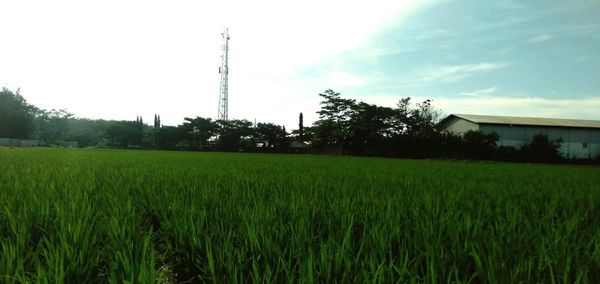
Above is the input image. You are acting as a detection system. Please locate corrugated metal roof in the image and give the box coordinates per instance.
[451,114,600,129]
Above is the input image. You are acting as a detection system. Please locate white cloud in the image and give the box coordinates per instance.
[327,72,368,88]
[416,62,509,83]
[459,86,499,97]
[335,94,600,122]
[434,96,600,120]
[529,33,554,43]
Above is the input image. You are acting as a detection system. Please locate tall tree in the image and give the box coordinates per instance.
[154,114,161,129]
[313,89,356,152]
[34,109,74,143]
[216,119,253,151]
[316,89,355,123]
[254,122,287,150]
[103,119,144,147]
[66,118,111,147]
[0,88,36,139]
[298,112,304,141]
[152,114,161,147]
[346,102,396,154]
[407,99,442,138]
[155,125,186,149]
[181,117,218,150]
[391,97,412,135]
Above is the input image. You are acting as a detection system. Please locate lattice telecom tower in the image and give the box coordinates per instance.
[217,27,230,121]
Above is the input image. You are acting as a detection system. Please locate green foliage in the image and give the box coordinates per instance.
[462,130,500,159]
[406,99,441,138]
[155,125,186,150]
[0,88,36,139]
[298,112,304,141]
[64,118,111,147]
[316,89,356,124]
[346,102,396,154]
[1,149,600,282]
[520,133,564,162]
[181,117,218,150]
[313,89,356,150]
[312,90,443,156]
[103,120,144,148]
[215,119,254,151]
[153,114,161,129]
[254,122,287,150]
[33,108,74,144]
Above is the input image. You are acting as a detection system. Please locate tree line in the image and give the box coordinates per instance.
[310,89,566,163]
[0,87,571,162]
[0,87,289,152]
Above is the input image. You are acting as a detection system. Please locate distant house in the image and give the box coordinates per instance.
[256,141,271,148]
[437,114,600,159]
[289,140,311,153]
[290,140,311,148]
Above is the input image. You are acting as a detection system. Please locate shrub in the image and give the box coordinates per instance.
[519,133,563,163]
[462,130,500,160]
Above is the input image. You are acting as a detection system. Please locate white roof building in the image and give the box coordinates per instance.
[437,114,600,159]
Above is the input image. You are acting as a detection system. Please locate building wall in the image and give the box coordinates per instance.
[591,131,600,159]
[0,138,40,147]
[439,117,479,135]
[479,124,600,159]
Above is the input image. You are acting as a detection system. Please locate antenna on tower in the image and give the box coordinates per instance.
[218,27,230,121]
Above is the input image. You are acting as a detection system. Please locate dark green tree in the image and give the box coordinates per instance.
[154,114,161,129]
[216,119,253,151]
[103,120,144,148]
[181,117,218,150]
[406,99,441,138]
[0,88,36,138]
[155,125,186,149]
[313,89,356,152]
[391,97,412,135]
[34,109,74,144]
[316,89,356,123]
[254,122,287,150]
[520,133,563,162]
[346,102,396,155]
[462,130,500,159]
[299,112,304,141]
[65,118,112,147]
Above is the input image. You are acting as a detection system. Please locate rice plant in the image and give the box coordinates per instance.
[0,147,599,282]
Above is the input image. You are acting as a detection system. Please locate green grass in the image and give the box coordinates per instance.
[1,147,599,283]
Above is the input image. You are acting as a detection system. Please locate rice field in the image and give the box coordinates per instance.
[1,147,599,283]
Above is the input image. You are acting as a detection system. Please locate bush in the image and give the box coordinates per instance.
[462,130,500,160]
[519,133,563,163]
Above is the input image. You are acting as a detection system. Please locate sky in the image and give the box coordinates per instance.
[1,0,599,129]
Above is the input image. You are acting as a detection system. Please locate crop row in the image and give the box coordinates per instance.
[0,148,599,282]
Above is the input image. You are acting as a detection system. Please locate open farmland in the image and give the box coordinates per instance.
[1,148,599,282]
